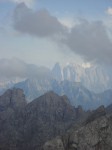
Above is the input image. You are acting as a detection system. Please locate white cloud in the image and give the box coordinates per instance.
[106,7,112,15]
[62,20,112,65]
[0,0,35,7]
[12,3,112,65]
[82,63,91,68]
[58,17,76,28]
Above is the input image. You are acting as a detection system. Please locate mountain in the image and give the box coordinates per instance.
[0,88,27,150]
[52,63,112,93]
[0,78,25,95]
[1,59,112,109]
[15,79,112,109]
[0,88,26,111]
[54,80,112,110]
[52,63,63,81]
[14,78,53,101]
[1,58,112,94]
[0,88,88,150]
[0,58,51,95]
[43,105,112,150]
[1,88,112,150]
[22,91,76,150]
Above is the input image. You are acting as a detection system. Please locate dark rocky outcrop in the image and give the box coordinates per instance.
[1,88,112,150]
[84,105,106,125]
[43,105,112,150]
[0,89,88,150]
[21,91,76,150]
[0,88,27,150]
[0,88,26,110]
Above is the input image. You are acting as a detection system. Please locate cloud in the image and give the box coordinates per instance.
[13,3,66,37]
[13,3,112,65]
[106,7,112,15]
[0,0,34,7]
[0,58,51,79]
[63,19,112,65]
[0,58,27,78]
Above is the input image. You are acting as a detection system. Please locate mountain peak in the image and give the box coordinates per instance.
[0,88,26,110]
[42,92,71,106]
[85,105,106,124]
[52,63,63,81]
[34,91,69,105]
[28,91,75,123]
[44,90,57,96]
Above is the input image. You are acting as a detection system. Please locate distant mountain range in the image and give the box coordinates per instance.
[52,62,112,92]
[14,79,112,109]
[0,58,112,109]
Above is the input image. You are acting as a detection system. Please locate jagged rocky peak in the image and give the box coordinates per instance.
[43,105,112,150]
[85,105,106,124]
[0,89,90,150]
[52,62,63,81]
[106,104,112,114]
[51,62,112,93]
[20,91,78,150]
[33,91,70,106]
[61,95,71,104]
[94,105,106,114]
[76,105,84,115]
[28,91,76,121]
[44,115,111,150]
[0,88,26,109]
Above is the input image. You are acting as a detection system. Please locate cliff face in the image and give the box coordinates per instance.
[0,88,26,109]
[52,63,112,93]
[0,88,27,150]
[44,106,112,150]
[21,91,76,150]
[0,89,88,150]
[0,88,112,150]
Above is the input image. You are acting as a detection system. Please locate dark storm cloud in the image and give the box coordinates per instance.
[13,3,112,65]
[13,3,66,37]
[63,19,112,64]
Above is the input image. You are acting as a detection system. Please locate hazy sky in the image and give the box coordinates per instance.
[0,0,112,67]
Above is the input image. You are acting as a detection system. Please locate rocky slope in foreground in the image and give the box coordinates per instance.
[1,88,112,150]
[0,88,88,150]
[44,106,112,150]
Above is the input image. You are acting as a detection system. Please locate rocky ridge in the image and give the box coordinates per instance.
[43,106,112,150]
[0,88,88,150]
[15,79,112,109]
